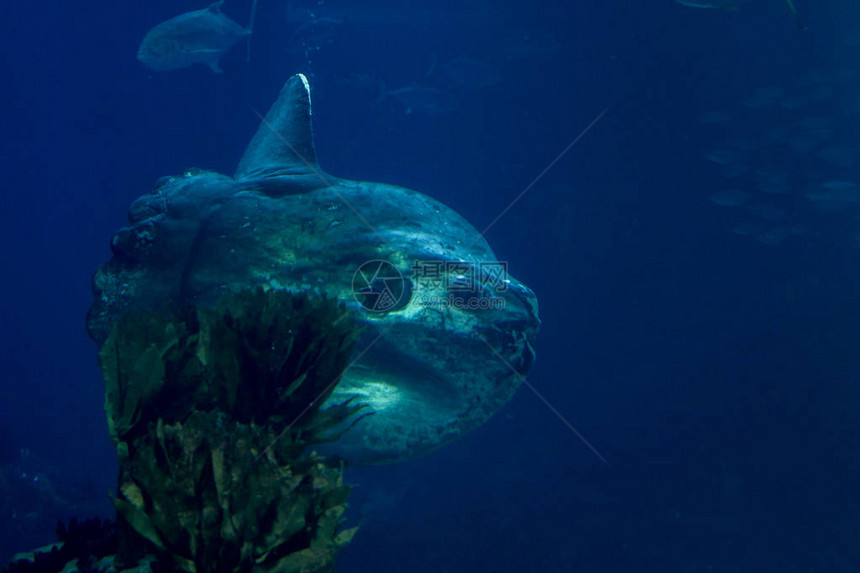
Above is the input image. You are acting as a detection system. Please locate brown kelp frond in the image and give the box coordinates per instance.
[100,288,364,572]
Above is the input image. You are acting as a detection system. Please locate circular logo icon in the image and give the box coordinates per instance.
[352,260,411,312]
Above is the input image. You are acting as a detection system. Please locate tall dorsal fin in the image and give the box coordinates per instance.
[235,74,318,180]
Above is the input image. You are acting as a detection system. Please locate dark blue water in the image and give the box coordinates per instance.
[2,0,859,570]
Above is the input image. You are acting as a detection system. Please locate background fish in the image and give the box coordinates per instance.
[387,85,460,115]
[676,0,805,28]
[137,0,256,73]
[676,0,749,9]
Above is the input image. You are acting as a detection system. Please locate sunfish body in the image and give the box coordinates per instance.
[137,0,254,73]
[87,75,541,465]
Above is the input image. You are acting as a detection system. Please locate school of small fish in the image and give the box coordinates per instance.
[700,68,860,247]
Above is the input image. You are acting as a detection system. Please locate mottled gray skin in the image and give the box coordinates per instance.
[137,0,248,73]
[88,75,540,464]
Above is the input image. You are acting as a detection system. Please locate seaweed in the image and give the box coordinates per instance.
[3,518,116,573]
[98,288,366,572]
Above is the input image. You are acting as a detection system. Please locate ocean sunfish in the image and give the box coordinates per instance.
[137,0,257,73]
[88,74,540,465]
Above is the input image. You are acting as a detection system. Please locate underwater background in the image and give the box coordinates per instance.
[1,0,860,571]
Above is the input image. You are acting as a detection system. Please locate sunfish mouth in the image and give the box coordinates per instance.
[324,258,539,463]
[87,74,540,464]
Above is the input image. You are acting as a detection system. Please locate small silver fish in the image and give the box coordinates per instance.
[388,86,460,116]
[675,0,748,10]
[137,0,256,73]
[676,0,806,28]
